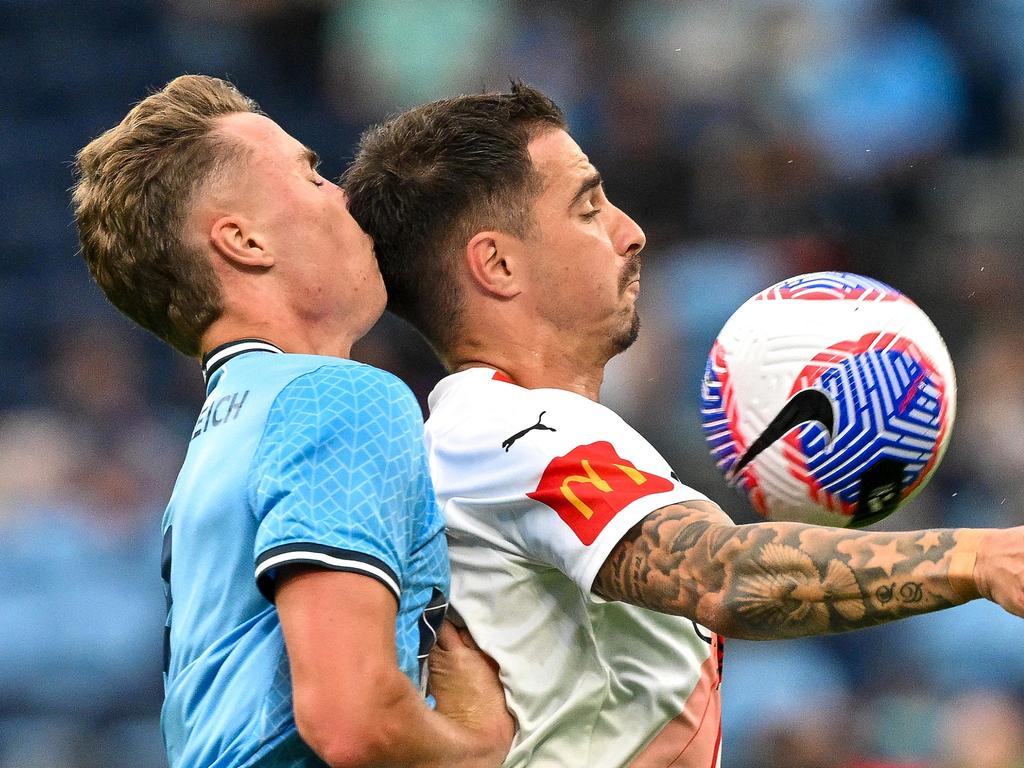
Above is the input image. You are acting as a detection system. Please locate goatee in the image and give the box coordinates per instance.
[611,310,641,355]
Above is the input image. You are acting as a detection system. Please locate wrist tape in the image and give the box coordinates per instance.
[948,529,986,601]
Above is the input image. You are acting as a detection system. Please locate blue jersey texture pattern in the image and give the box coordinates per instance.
[161,349,448,768]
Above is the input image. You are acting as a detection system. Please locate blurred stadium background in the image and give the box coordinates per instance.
[3,1,1024,766]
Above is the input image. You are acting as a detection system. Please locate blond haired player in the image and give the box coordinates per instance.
[72,75,512,768]
[344,83,1024,767]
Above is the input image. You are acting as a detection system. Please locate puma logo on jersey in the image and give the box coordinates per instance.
[502,411,557,451]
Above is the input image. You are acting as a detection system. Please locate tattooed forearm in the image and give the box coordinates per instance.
[594,500,971,640]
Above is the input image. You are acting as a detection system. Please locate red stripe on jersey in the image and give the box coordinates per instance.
[628,633,723,767]
[491,370,516,384]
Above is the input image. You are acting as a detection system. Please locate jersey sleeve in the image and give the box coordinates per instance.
[249,365,425,603]
[430,385,709,598]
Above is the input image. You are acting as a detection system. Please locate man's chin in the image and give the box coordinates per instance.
[610,311,641,356]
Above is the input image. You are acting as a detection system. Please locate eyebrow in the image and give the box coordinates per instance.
[568,172,602,209]
[300,146,320,169]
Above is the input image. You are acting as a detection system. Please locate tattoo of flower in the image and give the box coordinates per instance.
[734,543,866,630]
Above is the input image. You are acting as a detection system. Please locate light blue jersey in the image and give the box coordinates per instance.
[161,339,448,768]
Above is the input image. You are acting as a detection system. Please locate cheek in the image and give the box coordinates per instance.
[329,215,371,266]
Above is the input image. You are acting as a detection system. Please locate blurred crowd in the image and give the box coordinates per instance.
[3,1,1024,766]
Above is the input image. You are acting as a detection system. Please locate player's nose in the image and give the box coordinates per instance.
[616,206,645,259]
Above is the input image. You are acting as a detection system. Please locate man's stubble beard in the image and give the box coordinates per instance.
[610,308,640,357]
[611,252,642,356]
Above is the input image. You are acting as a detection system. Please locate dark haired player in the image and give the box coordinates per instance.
[344,83,1024,767]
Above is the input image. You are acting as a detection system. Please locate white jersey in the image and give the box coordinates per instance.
[426,368,723,768]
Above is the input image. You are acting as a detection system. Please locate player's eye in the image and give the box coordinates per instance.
[308,156,323,187]
[581,207,602,221]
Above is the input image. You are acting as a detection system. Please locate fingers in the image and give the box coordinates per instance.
[456,625,480,650]
[435,619,462,650]
[437,618,484,650]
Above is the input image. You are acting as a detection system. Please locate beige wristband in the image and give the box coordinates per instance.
[948,529,986,601]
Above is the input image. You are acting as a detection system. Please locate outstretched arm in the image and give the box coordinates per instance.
[593,499,1023,640]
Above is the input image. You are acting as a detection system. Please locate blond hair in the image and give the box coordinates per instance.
[72,75,259,356]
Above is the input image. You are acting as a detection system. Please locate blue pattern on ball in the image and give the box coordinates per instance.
[770,271,899,295]
[797,347,944,506]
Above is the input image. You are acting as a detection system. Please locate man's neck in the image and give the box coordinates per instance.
[451,340,607,402]
[201,317,355,360]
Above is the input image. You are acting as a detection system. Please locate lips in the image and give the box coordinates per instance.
[620,253,642,293]
[621,274,641,293]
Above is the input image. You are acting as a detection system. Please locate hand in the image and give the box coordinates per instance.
[975,526,1024,616]
[429,620,515,760]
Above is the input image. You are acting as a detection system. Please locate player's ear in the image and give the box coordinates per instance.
[209,215,275,270]
[465,231,521,299]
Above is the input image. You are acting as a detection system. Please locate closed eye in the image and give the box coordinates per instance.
[300,146,323,186]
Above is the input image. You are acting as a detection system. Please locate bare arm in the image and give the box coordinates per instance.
[594,499,1024,640]
[277,569,512,768]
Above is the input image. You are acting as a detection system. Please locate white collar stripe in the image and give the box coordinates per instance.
[202,340,284,381]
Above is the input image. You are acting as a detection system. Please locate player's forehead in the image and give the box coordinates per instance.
[214,112,307,165]
[528,128,597,192]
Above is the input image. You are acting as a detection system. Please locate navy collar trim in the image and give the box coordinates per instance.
[202,339,284,383]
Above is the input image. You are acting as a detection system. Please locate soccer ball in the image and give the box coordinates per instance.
[700,272,956,528]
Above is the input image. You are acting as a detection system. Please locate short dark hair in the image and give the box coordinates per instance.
[343,82,566,357]
[72,75,259,357]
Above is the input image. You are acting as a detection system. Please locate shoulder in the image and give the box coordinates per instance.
[427,369,628,447]
[262,356,417,411]
[258,355,411,394]
[240,357,421,440]
[250,360,427,484]
[425,371,656,496]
